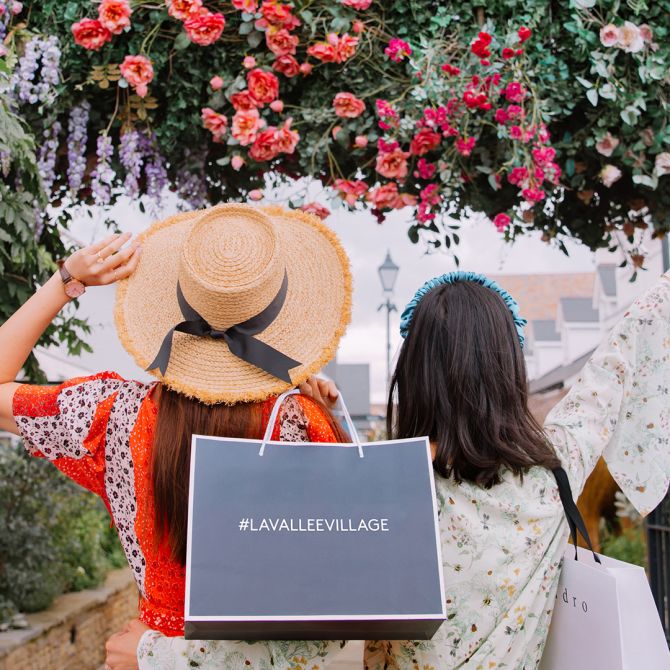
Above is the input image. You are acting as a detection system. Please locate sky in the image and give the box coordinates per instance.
[60,189,597,403]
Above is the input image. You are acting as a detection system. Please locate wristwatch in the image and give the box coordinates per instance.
[56,260,86,299]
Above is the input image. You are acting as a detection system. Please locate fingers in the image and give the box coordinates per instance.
[89,233,122,254]
[100,245,142,285]
[298,376,340,410]
[99,238,140,274]
[93,232,132,262]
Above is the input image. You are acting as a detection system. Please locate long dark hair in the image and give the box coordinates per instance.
[387,280,560,487]
[152,387,349,565]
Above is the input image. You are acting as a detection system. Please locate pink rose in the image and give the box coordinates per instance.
[333,179,368,206]
[341,0,372,8]
[275,118,299,154]
[600,164,622,187]
[11,1,22,15]
[508,166,529,186]
[376,147,409,179]
[232,108,263,145]
[266,28,298,56]
[493,213,511,232]
[352,20,365,34]
[120,54,154,97]
[354,135,368,148]
[307,41,338,63]
[639,24,653,44]
[332,125,343,139]
[231,155,246,171]
[410,129,441,156]
[71,18,112,51]
[504,82,526,103]
[455,137,475,156]
[333,92,365,118]
[184,12,225,46]
[249,189,263,200]
[335,33,358,62]
[367,182,402,210]
[300,203,331,220]
[247,68,279,104]
[270,99,284,112]
[201,107,228,141]
[167,0,202,21]
[243,56,257,69]
[654,152,670,176]
[299,62,313,75]
[272,55,300,77]
[531,146,556,167]
[384,38,412,63]
[522,187,545,204]
[249,128,280,161]
[618,21,643,53]
[209,75,224,91]
[509,125,523,140]
[595,132,619,157]
[599,23,619,48]
[232,0,258,11]
[415,158,436,180]
[98,0,132,35]
[230,90,258,111]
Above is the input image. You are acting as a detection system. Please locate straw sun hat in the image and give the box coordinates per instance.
[114,203,352,404]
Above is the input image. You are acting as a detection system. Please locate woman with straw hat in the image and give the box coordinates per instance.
[0,203,357,668]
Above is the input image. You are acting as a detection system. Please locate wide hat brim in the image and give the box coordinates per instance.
[114,204,352,404]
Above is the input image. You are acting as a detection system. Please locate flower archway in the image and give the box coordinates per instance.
[1,0,669,371]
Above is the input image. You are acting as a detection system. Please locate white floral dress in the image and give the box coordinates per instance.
[137,273,670,670]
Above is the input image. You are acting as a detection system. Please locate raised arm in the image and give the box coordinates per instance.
[544,271,670,514]
[0,232,141,434]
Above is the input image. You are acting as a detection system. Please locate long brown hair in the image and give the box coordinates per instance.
[388,281,560,488]
[152,386,349,565]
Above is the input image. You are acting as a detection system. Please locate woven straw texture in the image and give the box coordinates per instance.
[114,204,352,404]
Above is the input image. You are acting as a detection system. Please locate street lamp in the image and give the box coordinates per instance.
[377,251,399,392]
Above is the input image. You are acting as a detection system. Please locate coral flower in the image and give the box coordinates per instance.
[184,12,225,46]
[247,68,279,103]
[333,92,365,118]
[98,0,132,35]
[120,55,154,97]
[232,108,263,145]
[167,0,202,21]
[71,18,112,51]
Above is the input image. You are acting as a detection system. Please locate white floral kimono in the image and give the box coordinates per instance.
[137,273,670,670]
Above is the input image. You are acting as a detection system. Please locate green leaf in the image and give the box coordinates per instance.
[174,31,191,50]
[575,76,593,89]
[586,88,598,106]
[247,31,263,48]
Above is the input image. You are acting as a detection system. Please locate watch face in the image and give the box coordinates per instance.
[64,281,86,299]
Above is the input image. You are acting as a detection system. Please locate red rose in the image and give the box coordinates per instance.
[98,0,132,35]
[518,26,532,43]
[184,11,225,46]
[266,28,298,56]
[274,119,299,154]
[307,41,337,62]
[333,92,365,118]
[376,148,409,180]
[409,129,441,156]
[168,0,202,21]
[249,128,280,161]
[247,68,279,103]
[71,18,112,51]
[272,55,300,77]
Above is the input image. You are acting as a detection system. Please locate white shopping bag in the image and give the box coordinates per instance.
[540,545,670,670]
[326,640,364,669]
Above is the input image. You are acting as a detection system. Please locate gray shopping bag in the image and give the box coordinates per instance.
[185,393,445,640]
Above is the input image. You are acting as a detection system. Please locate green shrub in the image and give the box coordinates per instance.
[600,525,648,569]
[0,442,126,619]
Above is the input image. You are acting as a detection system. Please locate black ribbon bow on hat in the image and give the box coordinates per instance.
[146,271,301,383]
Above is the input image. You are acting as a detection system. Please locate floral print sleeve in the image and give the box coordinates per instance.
[136,630,359,669]
[544,273,670,514]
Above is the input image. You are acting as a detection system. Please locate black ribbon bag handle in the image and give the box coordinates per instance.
[552,466,602,564]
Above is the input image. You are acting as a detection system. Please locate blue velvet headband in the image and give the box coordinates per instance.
[399,271,527,348]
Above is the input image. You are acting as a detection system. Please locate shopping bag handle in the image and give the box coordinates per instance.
[259,388,364,458]
[552,466,601,564]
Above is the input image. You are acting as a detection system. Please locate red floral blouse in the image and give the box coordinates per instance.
[12,371,340,636]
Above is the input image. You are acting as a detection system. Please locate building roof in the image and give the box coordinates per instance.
[597,264,618,297]
[560,297,599,323]
[489,273,595,321]
[529,347,595,394]
[532,319,561,342]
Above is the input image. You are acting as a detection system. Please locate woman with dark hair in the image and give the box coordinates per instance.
[363,270,670,668]
[0,203,361,669]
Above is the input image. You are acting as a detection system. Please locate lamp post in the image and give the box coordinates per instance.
[377,251,399,393]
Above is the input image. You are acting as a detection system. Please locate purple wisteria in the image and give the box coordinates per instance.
[138,132,168,202]
[176,168,209,209]
[37,120,62,194]
[67,101,90,194]
[12,35,60,105]
[119,130,144,199]
[91,134,115,205]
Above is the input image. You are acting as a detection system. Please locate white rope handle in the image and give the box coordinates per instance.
[258,389,364,458]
